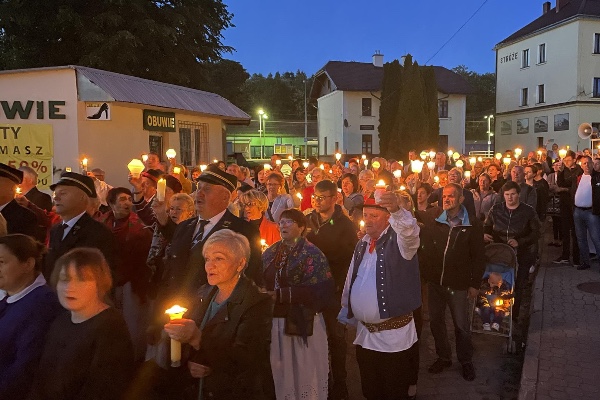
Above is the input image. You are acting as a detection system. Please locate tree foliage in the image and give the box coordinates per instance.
[378,55,439,158]
[451,65,495,118]
[0,0,233,89]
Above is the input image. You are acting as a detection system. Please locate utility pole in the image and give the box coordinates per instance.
[304,79,308,159]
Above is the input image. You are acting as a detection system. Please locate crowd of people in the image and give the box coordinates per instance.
[0,142,597,400]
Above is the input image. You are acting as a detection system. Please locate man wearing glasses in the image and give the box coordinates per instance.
[306,179,358,400]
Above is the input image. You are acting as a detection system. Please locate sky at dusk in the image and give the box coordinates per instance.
[223,0,546,76]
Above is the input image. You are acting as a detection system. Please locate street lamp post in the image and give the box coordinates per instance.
[484,115,494,156]
[263,114,268,159]
[258,109,268,159]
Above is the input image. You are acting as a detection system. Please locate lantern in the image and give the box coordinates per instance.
[127,159,145,178]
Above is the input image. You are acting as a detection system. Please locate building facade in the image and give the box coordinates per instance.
[0,66,249,188]
[310,54,471,158]
[495,0,600,152]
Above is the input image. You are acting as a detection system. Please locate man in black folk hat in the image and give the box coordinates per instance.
[43,172,116,279]
[151,165,263,310]
[0,163,44,241]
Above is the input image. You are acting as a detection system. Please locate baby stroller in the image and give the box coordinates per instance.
[471,243,518,353]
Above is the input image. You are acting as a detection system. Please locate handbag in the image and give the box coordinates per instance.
[284,303,315,337]
[546,193,561,216]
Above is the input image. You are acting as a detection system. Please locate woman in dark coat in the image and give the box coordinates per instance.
[164,229,273,400]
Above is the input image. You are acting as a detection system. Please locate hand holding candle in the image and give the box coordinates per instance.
[156,178,166,202]
[374,179,387,204]
[165,305,188,367]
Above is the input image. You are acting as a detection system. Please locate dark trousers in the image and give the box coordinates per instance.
[552,216,562,240]
[560,206,580,263]
[427,282,473,364]
[514,247,535,319]
[481,306,506,325]
[322,292,347,398]
[355,342,419,400]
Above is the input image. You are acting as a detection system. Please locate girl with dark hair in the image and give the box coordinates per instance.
[0,234,62,399]
[341,173,364,222]
[30,248,134,400]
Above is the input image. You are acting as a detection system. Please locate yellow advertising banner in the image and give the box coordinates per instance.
[0,124,53,189]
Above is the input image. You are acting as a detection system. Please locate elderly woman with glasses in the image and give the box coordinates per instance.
[263,209,334,400]
[163,229,274,400]
[265,173,295,223]
[238,189,281,246]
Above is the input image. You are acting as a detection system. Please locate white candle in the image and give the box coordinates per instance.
[335,153,341,160]
[82,158,88,169]
[374,180,386,204]
[165,305,187,367]
[156,178,166,201]
[173,166,181,175]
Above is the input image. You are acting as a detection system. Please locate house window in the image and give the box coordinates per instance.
[335,141,339,152]
[251,146,261,159]
[521,49,530,68]
[521,88,528,106]
[362,134,372,154]
[594,33,600,54]
[593,78,600,98]
[179,128,192,166]
[438,100,449,118]
[324,136,328,156]
[537,84,545,103]
[538,43,546,63]
[362,98,372,116]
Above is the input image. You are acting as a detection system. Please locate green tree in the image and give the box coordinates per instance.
[0,0,233,89]
[379,55,439,159]
[378,59,402,155]
[451,65,496,136]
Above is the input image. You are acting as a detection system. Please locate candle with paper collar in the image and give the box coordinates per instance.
[393,170,402,179]
[558,148,567,158]
[363,159,369,166]
[213,159,218,164]
[263,164,271,170]
[156,178,166,202]
[275,159,281,166]
[166,148,176,159]
[455,160,464,169]
[335,153,341,161]
[469,157,476,166]
[503,157,511,166]
[411,160,423,174]
[427,161,435,170]
[428,150,436,159]
[464,170,471,179]
[141,154,149,163]
[495,153,502,160]
[374,180,386,204]
[165,305,187,367]
[296,193,303,200]
[361,154,367,160]
[434,176,439,183]
[127,159,145,178]
[173,166,181,175]
[319,164,324,170]
[199,164,207,172]
[302,161,309,169]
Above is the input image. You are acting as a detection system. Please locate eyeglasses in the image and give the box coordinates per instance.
[241,202,257,208]
[278,219,298,226]
[311,194,334,202]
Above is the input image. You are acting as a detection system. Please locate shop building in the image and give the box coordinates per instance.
[0,65,249,188]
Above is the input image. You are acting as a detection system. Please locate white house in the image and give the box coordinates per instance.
[495,0,600,152]
[309,53,472,158]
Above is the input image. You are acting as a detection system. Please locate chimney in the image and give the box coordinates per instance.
[372,51,384,67]
[400,55,407,66]
[556,0,570,13]
[543,1,551,14]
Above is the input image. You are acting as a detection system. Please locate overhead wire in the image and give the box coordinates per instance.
[425,0,492,65]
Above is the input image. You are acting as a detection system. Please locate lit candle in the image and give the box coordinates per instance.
[361,154,367,160]
[537,150,542,157]
[464,170,471,179]
[127,159,145,178]
[15,187,21,195]
[495,299,503,307]
[447,150,454,157]
[434,176,440,183]
[503,157,511,166]
[374,179,386,204]
[213,159,218,164]
[275,159,281,166]
[173,166,181,175]
[452,152,460,161]
[400,185,406,191]
[303,161,309,169]
[420,151,428,160]
[320,164,325,170]
[165,305,188,367]
[141,154,149,163]
[329,169,333,174]
[363,159,369,166]
[288,155,293,161]
[264,163,271,170]
[335,152,341,161]
[81,158,88,169]
[411,160,424,173]
[260,239,268,252]
[495,152,502,160]
[558,148,567,158]
[469,157,476,166]
[429,150,436,159]
[455,160,464,169]
[359,220,365,230]
[296,193,303,200]
[427,161,435,170]
[514,148,522,158]
[166,148,176,159]
[200,164,207,172]
[477,156,483,162]
[375,179,386,189]
[372,161,381,169]
[156,178,166,201]
[393,170,402,179]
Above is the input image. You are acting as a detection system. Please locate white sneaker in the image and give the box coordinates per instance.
[482,323,491,331]
[491,323,500,331]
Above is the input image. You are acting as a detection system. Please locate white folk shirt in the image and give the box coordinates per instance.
[575,174,593,208]
[345,209,420,353]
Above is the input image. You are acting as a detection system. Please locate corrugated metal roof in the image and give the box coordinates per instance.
[71,65,250,123]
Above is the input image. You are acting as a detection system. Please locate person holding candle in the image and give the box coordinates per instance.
[0,235,62,399]
[264,173,294,223]
[338,191,422,399]
[428,168,476,216]
[238,189,281,246]
[487,164,505,193]
[160,229,274,400]
[341,172,364,222]
[264,208,334,400]
[129,168,162,226]
[301,167,324,211]
[471,173,498,221]
[30,248,134,400]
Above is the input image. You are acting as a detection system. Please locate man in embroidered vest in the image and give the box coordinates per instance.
[416,182,485,382]
[338,191,421,400]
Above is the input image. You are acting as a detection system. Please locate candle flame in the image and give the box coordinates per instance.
[165,305,187,315]
[320,164,325,170]
[335,153,341,160]
[276,159,281,165]
[15,187,21,194]
[296,193,303,199]
[377,179,385,186]
[260,239,267,246]
[359,220,365,228]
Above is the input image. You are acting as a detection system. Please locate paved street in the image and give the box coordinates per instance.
[521,254,600,400]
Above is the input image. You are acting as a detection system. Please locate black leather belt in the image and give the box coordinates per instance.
[575,206,592,211]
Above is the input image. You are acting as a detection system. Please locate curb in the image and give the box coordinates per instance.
[518,266,546,400]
